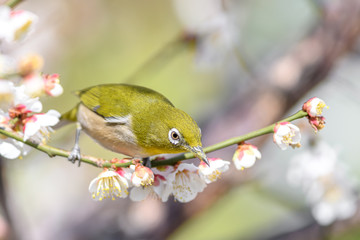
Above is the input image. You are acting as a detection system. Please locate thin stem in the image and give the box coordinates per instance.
[0,110,308,169]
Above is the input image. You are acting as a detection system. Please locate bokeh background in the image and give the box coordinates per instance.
[1,0,360,239]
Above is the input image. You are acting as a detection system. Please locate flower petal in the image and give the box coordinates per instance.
[0,141,21,159]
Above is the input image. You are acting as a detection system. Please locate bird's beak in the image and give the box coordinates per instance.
[190,146,210,167]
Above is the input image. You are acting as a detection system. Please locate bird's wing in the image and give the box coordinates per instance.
[77,84,174,123]
[77,85,130,121]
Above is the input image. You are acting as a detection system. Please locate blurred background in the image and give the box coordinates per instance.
[1,0,360,239]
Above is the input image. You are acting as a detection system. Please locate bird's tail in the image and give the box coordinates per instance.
[54,104,79,129]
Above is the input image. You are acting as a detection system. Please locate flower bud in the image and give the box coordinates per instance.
[303,97,328,117]
[232,144,261,170]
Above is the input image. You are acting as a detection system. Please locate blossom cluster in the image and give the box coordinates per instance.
[0,4,62,159]
[89,142,262,202]
[89,97,328,203]
[89,158,230,203]
[273,97,328,151]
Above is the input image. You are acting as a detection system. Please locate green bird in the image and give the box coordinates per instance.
[62,84,209,167]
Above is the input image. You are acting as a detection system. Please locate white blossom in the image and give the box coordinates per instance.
[232,144,261,170]
[163,163,206,203]
[302,97,328,117]
[89,170,129,201]
[23,109,60,141]
[199,158,229,183]
[0,6,38,43]
[273,122,301,150]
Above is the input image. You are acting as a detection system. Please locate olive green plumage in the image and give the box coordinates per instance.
[63,84,207,163]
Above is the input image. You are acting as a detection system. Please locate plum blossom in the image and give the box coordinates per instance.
[129,165,173,202]
[232,144,261,170]
[302,97,328,117]
[22,109,60,141]
[199,158,230,183]
[131,164,154,187]
[130,174,168,202]
[163,163,206,203]
[11,85,42,114]
[0,111,27,159]
[273,122,301,150]
[308,116,326,132]
[0,5,38,43]
[302,97,328,132]
[89,169,129,201]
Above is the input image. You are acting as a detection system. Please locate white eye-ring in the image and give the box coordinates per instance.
[168,128,181,145]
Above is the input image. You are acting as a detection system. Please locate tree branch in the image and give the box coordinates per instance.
[0,110,308,168]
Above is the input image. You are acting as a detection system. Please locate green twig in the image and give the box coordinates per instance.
[0,110,308,169]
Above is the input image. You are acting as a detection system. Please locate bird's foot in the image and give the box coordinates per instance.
[142,157,151,168]
[68,145,81,167]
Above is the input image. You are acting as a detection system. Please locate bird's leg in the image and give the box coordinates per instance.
[142,157,151,168]
[68,122,82,166]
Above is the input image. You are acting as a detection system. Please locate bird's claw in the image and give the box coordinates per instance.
[68,145,81,167]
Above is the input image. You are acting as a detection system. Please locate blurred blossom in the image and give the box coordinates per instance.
[173,0,236,69]
[0,5,38,44]
[287,141,358,225]
[273,122,301,150]
[43,74,63,97]
[0,138,21,159]
[0,80,14,109]
[232,143,261,170]
[24,73,63,97]
[199,157,230,183]
[0,54,16,76]
[89,169,129,201]
[18,54,44,76]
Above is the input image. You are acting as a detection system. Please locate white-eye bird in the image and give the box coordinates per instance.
[61,84,209,166]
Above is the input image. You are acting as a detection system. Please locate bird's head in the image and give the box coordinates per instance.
[138,106,209,166]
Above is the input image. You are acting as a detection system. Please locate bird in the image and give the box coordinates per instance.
[61,83,209,167]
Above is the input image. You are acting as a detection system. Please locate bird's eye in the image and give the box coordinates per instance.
[169,128,181,145]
